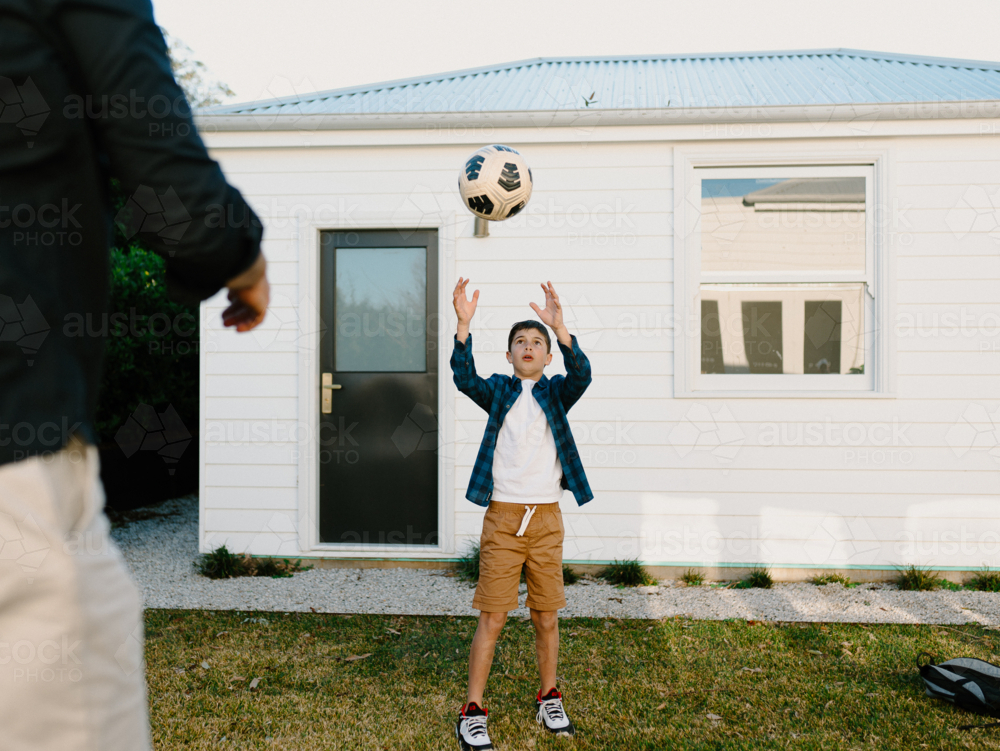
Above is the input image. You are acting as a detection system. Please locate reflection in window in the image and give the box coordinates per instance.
[700,300,725,374]
[741,301,783,374]
[700,284,865,375]
[335,247,426,372]
[804,301,841,374]
[699,174,867,377]
[702,177,866,273]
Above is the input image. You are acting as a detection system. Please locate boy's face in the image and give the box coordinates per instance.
[506,328,552,380]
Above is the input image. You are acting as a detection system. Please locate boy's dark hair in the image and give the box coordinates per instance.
[508,320,551,353]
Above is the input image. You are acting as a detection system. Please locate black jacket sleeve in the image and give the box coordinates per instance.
[45,0,261,304]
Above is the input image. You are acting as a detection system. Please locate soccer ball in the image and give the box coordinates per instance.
[458,144,533,221]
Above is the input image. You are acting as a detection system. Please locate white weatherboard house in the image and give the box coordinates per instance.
[195,49,1000,580]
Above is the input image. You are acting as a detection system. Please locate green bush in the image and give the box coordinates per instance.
[968,567,1000,592]
[895,564,941,591]
[562,564,580,585]
[810,573,855,587]
[195,545,312,579]
[456,542,481,583]
[598,559,656,587]
[94,180,200,443]
[681,568,705,586]
[734,566,773,589]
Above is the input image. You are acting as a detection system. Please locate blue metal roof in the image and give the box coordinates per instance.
[206,49,1000,117]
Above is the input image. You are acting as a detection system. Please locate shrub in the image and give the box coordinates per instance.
[456,542,481,582]
[94,179,199,444]
[734,566,773,589]
[810,573,854,587]
[598,559,656,587]
[196,545,312,579]
[562,565,580,585]
[895,564,941,591]
[681,568,705,586]
[968,567,1000,593]
[95,245,200,443]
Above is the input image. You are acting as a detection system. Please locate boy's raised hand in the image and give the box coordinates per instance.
[453,277,479,324]
[529,281,565,331]
[454,277,479,343]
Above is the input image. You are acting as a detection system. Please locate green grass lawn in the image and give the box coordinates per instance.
[145,610,1000,750]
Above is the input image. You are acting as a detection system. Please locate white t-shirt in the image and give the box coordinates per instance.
[492,379,564,504]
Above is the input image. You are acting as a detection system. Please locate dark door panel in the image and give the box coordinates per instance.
[319,230,438,546]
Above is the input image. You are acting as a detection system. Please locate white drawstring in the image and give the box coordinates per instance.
[515,505,537,537]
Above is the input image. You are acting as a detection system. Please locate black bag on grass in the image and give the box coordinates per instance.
[919,652,1000,729]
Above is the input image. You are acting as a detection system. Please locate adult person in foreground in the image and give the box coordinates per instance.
[0,1,268,748]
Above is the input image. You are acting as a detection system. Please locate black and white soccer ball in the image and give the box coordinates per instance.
[458,144,533,221]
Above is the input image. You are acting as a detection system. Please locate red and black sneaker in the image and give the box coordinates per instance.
[456,702,493,750]
[536,687,575,737]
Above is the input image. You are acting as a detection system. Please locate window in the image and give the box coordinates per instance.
[673,154,892,397]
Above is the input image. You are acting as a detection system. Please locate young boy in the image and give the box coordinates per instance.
[451,278,594,750]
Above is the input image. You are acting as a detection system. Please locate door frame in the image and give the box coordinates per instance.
[295,211,458,557]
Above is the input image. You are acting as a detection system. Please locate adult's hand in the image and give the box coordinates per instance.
[222,253,269,332]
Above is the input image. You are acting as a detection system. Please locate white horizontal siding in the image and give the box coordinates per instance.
[456,491,1000,519]
[201,130,1000,567]
[217,142,673,174]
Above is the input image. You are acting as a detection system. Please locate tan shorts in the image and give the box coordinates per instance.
[473,500,566,613]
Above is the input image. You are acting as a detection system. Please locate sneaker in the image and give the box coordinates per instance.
[536,687,575,737]
[456,702,493,750]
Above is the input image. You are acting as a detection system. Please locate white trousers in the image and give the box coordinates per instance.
[0,435,151,751]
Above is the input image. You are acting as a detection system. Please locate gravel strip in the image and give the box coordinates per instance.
[112,495,1000,624]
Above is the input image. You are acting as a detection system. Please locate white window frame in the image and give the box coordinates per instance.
[672,148,895,398]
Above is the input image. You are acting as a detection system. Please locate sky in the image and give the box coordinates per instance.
[152,0,1000,105]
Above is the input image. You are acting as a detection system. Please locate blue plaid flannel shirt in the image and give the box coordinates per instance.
[450,332,594,507]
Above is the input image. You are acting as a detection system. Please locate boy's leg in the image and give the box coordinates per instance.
[522,503,575,735]
[467,611,507,706]
[529,608,559,695]
[466,502,528,705]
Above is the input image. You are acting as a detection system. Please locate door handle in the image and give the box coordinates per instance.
[321,372,341,414]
